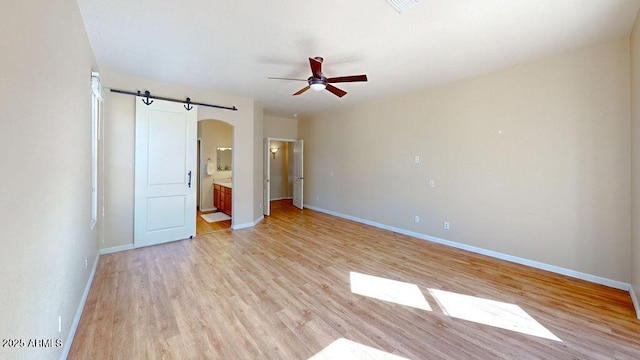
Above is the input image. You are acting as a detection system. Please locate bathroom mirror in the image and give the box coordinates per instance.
[217,147,232,171]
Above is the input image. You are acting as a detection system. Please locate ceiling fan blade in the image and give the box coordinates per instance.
[268,77,308,81]
[327,74,368,83]
[326,84,347,98]
[293,85,310,96]
[309,57,323,78]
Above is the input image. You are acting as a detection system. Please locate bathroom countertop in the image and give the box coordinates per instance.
[214,181,232,189]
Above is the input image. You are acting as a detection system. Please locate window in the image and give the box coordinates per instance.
[90,72,103,228]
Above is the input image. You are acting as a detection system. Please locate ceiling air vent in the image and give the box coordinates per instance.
[386,0,421,14]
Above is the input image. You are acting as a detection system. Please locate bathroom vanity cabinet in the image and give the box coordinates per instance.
[213,183,232,216]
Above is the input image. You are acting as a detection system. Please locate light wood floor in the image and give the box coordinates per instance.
[70,200,640,359]
[196,209,231,235]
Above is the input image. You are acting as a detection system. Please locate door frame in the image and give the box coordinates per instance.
[197,119,234,220]
[292,139,303,210]
[264,137,298,215]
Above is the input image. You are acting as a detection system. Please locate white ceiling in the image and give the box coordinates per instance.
[77,0,640,117]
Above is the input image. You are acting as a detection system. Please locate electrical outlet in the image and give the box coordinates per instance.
[414,156,420,164]
[429,180,435,188]
[414,216,420,223]
[84,258,88,269]
[443,221,450,230]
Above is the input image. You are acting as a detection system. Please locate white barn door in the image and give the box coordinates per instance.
[134,99,197,248]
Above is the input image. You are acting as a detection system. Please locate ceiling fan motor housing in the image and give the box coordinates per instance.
[308,76,327,91]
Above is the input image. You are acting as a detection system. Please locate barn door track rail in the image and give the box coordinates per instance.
[109,89,238,111]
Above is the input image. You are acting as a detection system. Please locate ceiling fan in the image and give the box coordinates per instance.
[269,57,368,98]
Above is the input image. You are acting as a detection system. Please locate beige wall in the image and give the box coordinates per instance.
[199,121,233,211]
[254,104,265,219]
[101,71,260,248]
[631,14,640,307]
[264,115,298,139]
[101,89,135,250]
[0,0,99,359]
[299,38,631,282]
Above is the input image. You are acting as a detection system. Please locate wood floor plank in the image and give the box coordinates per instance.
[69,200,640,359]
[197,210,231,235]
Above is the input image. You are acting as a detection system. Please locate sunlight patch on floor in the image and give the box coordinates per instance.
[429,288,561,342]
[350,272,432,311]
[308,338,410,360]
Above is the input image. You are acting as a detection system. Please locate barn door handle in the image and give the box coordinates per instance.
[187,171,192,188]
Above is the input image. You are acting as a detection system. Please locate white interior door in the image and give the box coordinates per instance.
[293,139,304,209]
[263,137,271,216]
[135,99,197,248]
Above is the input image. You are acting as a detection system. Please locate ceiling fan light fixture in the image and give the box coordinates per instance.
[310,83,326,91]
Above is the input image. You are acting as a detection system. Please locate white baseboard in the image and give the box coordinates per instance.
[232,215,264,230]
[200,207,217,212]
[100,243,134,255]
[60,252,99,360]
[629,285,640,320]
[304,204,631,291]
[271,197,293,201]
